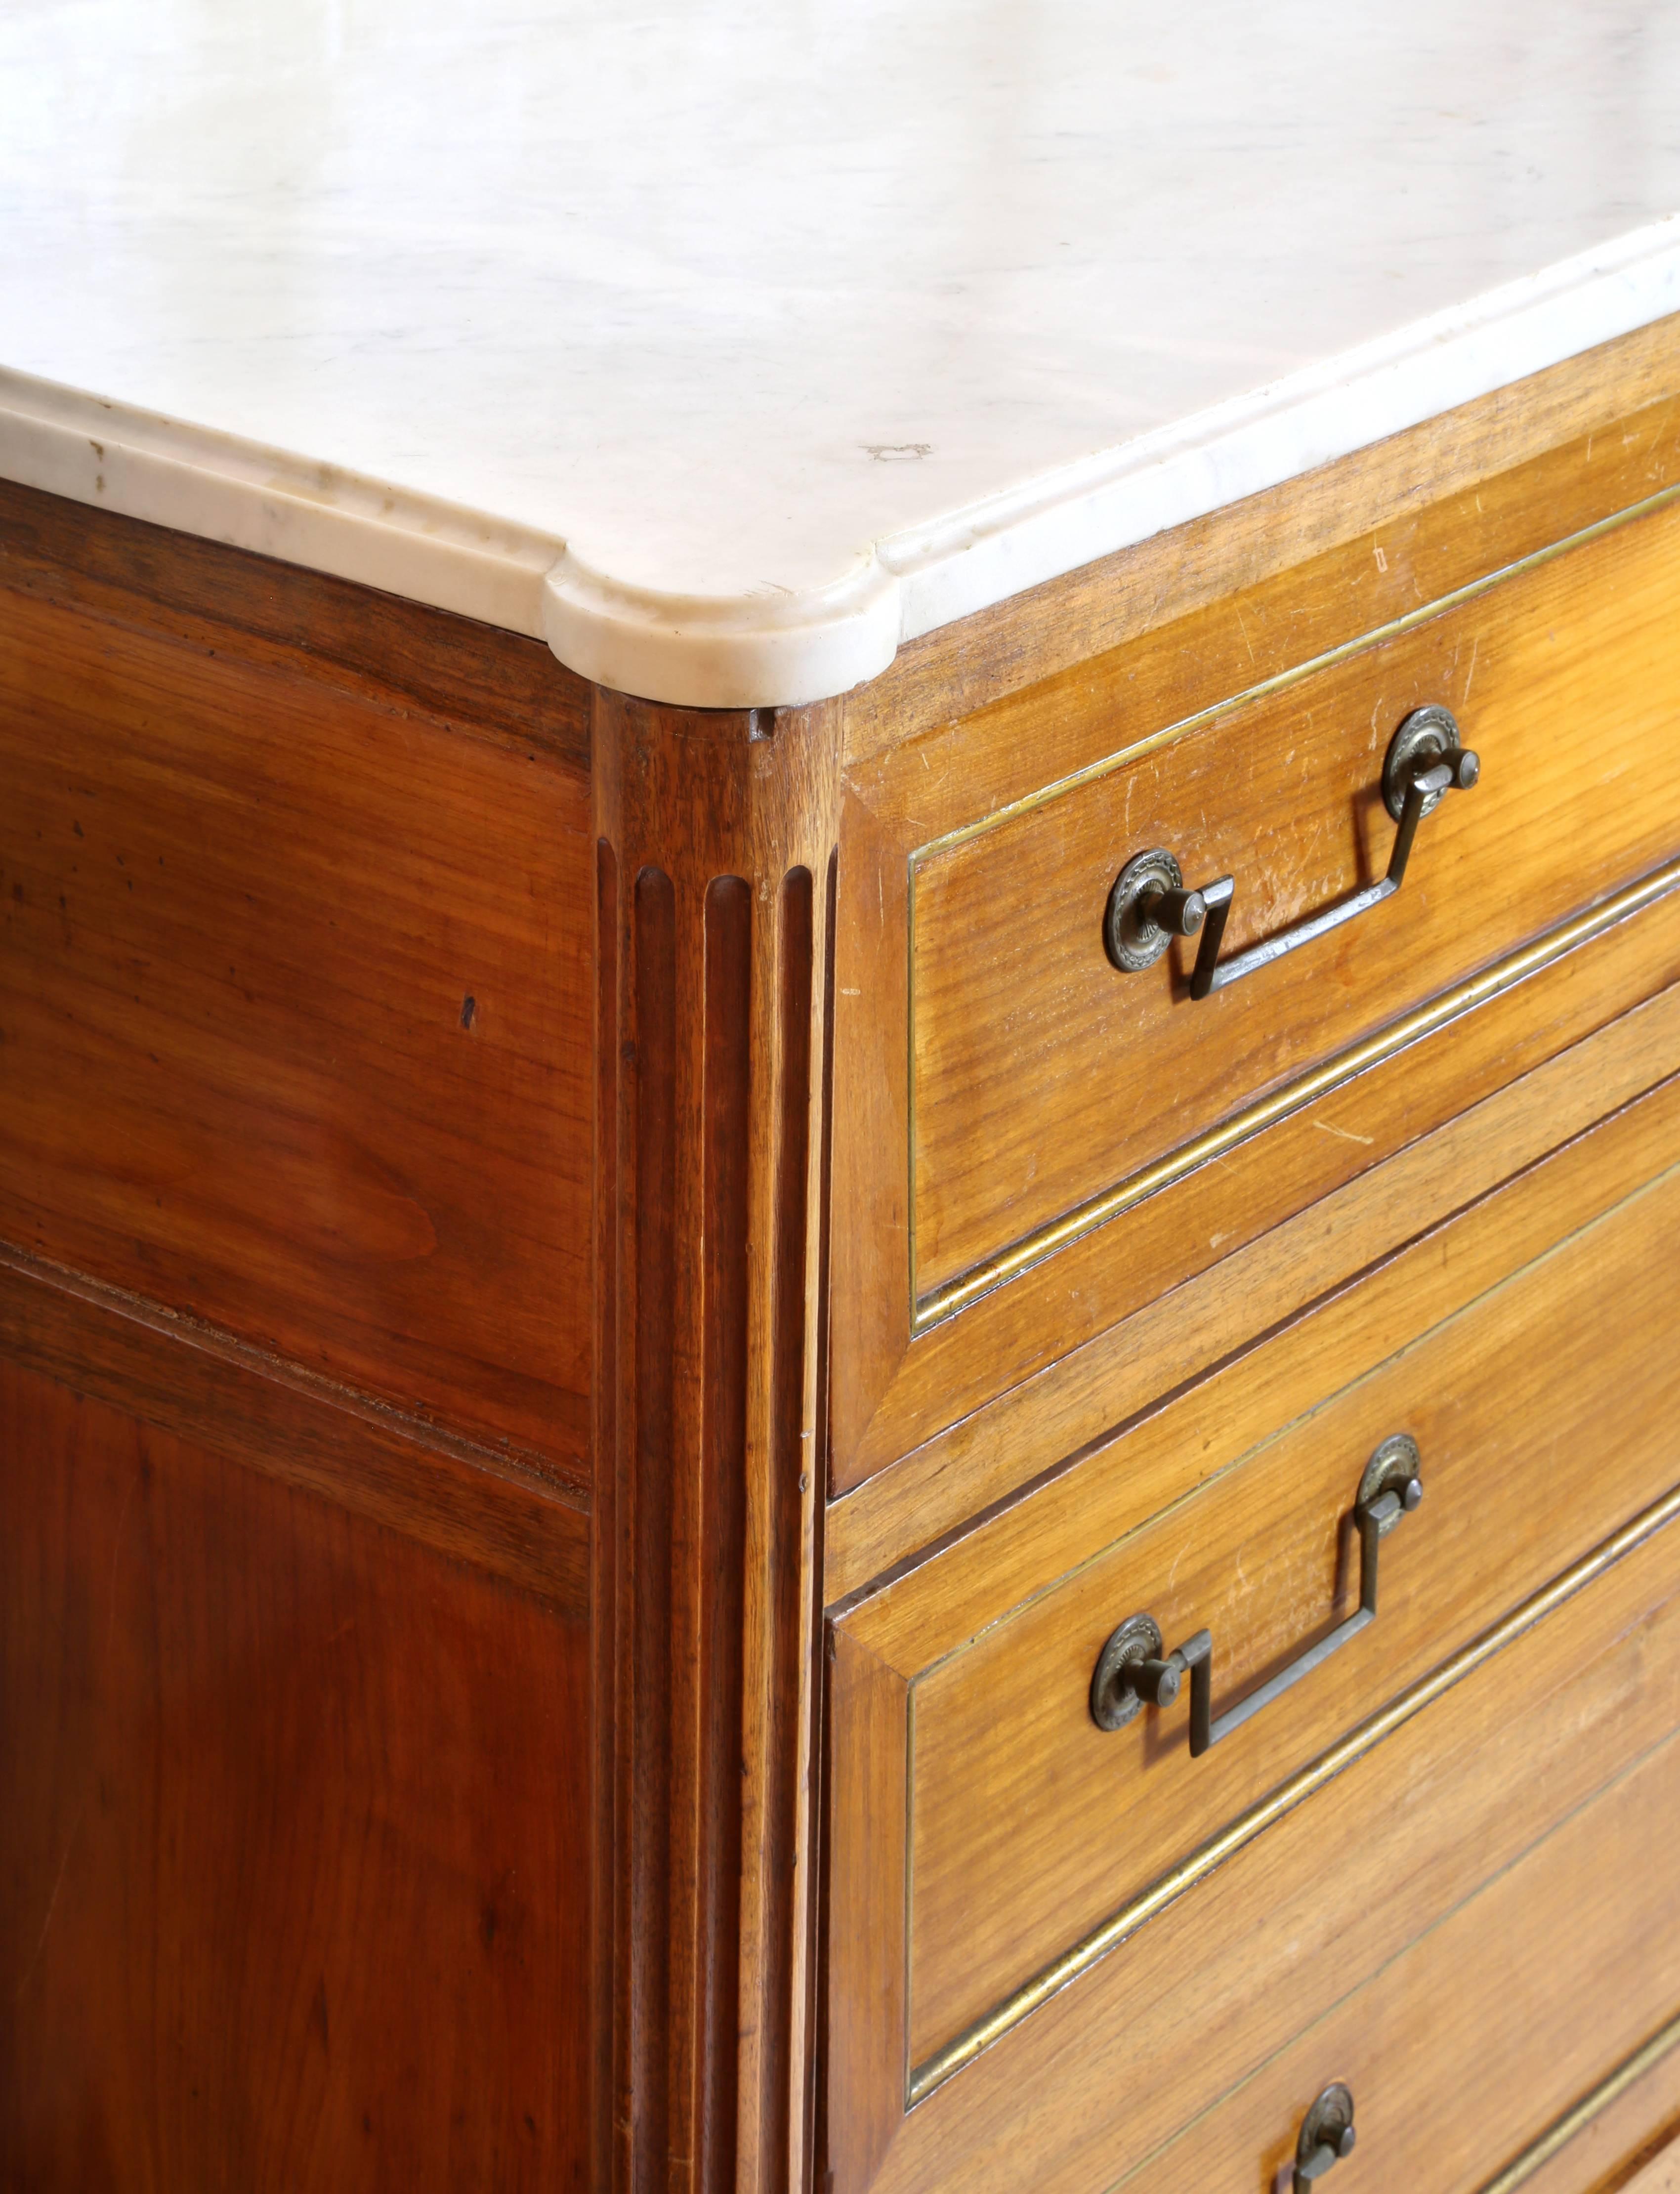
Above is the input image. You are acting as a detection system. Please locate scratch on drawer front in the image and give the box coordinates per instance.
[1312,1119,1376,1146]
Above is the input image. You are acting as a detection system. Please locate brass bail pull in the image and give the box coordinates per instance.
[1104,705,1477,995]
[1089,1436,1423,1753]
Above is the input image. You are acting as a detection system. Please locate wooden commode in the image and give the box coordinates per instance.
[5,12,1680,2191]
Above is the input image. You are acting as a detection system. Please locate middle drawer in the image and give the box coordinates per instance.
[836,1098,1680,2095]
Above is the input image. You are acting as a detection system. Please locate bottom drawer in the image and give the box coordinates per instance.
[1143,1717,1680,2194]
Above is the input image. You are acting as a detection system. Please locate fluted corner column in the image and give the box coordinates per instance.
[591,692,841,2194]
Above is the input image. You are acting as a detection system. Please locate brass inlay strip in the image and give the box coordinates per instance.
[908,481,1680,871]
[1475,2007,1680,2194]
[906,1477,1680,2106]
[911,857,1680,1331]
[905,479,1680,1332]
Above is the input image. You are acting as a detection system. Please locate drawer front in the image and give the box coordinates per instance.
[909,488,1680,1324]
[905,1154,1680,2073]
[1138,1723,1680,2194]
[827,1463,1680,2194]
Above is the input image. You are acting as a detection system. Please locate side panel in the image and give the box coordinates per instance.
[0,1351,591,2194]
[0,487,599,2190]
[0,477,595,1478]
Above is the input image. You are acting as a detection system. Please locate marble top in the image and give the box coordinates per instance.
[3,1,1680,706]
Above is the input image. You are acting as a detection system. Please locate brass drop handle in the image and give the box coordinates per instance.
[1295,2084,1357,2191]
[1105,705,1478,994]
[1090,1436,1422,1751]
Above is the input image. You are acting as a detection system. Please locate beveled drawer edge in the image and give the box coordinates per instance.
[1476,2004,1680,2194]
[906,1476,1680,2106]
[913,854,1680,1330]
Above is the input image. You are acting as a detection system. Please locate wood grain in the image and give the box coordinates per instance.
[0,506,594,1476]
[1617,2136,1680,2194]
[0,1353,590,2193]
[842,1061,1680,1677]
[0,1236,588,1610]
[828,961,1680,1603]
[911,492,1680,1303]
[1133,1727,1680,2194]
[591,692,840,2194]
[0,473,590,772]
[823,1088,1680,2184]
[826,1475,1680,2194]
[822,1632,910,2194]
[0,476,846,2194]
[829,376,1680,1497]
[1492,2037,1680,2194]
[906,1157,1680,2062]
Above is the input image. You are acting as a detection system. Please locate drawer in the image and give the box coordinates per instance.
[824,1098,1680,2189]
[906,1156,1680,2073]
[826,1451,1680,2194]
[1137,1719,1680,2194]
[909,488,1680,1326]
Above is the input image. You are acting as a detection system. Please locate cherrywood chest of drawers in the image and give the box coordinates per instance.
[815,324,1680,2194]
[7,286,1680,2194]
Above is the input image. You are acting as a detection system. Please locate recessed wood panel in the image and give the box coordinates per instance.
[0,518,593,1474]
[0,1352,590,2193]
[910,491,1680,1311]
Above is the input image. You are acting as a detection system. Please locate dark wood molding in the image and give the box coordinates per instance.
[0,1238,588,1610]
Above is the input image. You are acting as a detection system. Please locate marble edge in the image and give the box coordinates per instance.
[887,213,1680,645]
[0,373,563,638]
[3,212,1678,707]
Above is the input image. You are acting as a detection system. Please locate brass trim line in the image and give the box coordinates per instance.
[905,1477,1680,2106]
[911,856,1680,1331]
[908,482,1680,871]
[1474,2006,1680,2194]
[904,478,1680,1330]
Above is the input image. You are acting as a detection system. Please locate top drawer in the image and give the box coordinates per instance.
[909,491,1680,1324]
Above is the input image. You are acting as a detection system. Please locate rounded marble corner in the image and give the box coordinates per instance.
[539,547,903,709]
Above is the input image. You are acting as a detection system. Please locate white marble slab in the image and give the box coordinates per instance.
[3,0,1680,705]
